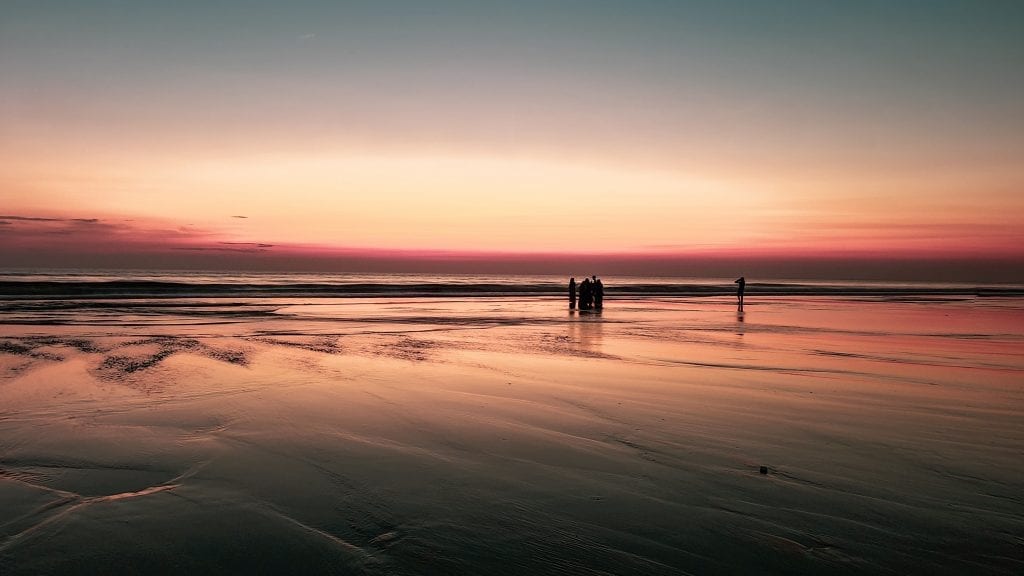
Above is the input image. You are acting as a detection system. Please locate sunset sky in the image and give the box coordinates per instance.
[2,1,1022,279]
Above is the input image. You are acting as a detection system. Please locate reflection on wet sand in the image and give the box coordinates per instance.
[568,313,604,356]
[1,296,1022,575]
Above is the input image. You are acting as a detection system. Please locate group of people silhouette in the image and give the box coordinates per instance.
[568,276,603,311]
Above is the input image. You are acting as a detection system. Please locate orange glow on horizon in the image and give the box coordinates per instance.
[4,152,1022,262]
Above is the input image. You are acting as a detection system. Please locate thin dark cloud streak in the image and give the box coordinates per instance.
[219,241,274,248]
[172,241,277,253]
[0,214,224,252]
[0,215,101,223]
[174,247,267,253]
[0,215,66,222]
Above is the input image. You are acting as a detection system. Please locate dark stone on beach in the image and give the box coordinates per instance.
[759,466,768,475]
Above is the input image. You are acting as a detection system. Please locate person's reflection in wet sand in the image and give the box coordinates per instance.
[569,314,604,355]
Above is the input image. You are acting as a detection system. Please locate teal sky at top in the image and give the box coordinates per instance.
[3,0,1023,172]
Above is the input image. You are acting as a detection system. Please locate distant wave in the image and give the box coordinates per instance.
[1,280,1021,299]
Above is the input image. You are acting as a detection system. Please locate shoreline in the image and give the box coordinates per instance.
[2,281,1022,299]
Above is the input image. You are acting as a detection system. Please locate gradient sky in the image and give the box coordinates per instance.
[2,1,1023,278]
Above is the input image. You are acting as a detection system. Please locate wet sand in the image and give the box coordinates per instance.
[1,296,1022,574]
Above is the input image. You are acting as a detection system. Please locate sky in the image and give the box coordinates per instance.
[2,0,1023,279]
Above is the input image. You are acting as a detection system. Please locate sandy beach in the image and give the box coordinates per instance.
[5,0,1024,572]
[1,295,1022,574]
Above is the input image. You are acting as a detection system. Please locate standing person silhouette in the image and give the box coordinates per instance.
[593,275,604,310]
[734,276,746,310]
[569,277,577,310]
